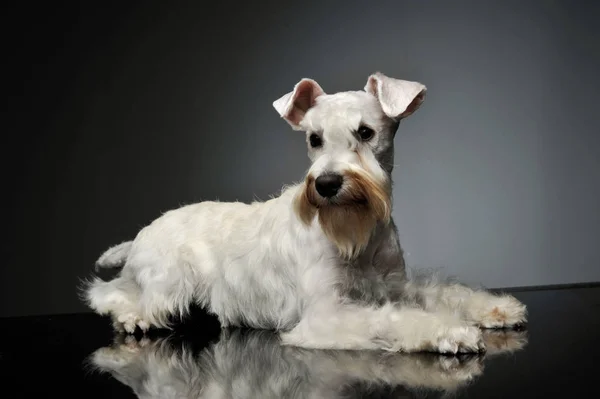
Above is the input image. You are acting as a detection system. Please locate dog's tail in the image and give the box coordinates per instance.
[95,241,133,271]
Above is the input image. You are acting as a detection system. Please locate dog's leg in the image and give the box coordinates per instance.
[374,239,525,328]
[133,251,202,330]
[137,279,197,330]
[82,276,149,333]
[280,300,485,354]
[403,278,527,329]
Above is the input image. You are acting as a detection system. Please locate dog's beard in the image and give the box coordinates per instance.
[294,170,392,260]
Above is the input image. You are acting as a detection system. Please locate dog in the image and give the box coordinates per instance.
[81,72,527,354]
[89,328,527,399]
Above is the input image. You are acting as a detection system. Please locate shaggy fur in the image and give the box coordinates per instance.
[80,72,527,354]
[88,328,528,399]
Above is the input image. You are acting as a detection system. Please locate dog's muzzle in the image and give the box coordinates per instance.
[294,169,392,259]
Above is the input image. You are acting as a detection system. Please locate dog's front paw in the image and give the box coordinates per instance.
[430,325,486,354]
[401,323,486,354]
[467,294,527,329]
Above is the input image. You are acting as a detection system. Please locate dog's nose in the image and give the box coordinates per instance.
[315,174,343,198]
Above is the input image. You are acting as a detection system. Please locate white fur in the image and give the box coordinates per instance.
[88,328,527,399]
[81,72,527,353]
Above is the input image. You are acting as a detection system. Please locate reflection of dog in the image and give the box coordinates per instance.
[90,328,528,398]
[481,329,528,356]
[81,72,527,353]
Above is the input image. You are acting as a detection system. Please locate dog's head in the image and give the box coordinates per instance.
[274,72,426,259]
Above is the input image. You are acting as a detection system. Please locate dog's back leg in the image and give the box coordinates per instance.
[134,252,203,330]
[82,275,148,333]
[83,216,214,332]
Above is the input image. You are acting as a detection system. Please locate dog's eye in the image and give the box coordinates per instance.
[357,126,375,141]
[309,133,322,148]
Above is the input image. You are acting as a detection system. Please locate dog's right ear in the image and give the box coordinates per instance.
[273,79,325,130]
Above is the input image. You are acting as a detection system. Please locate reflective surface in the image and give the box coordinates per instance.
[1,287,598,398]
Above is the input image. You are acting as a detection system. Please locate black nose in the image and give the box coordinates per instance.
[315,174,343,198]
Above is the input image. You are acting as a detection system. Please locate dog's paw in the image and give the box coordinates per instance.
[431,325,486,354]
[113,313,151,334]
[401,323,486,354]
[467,294,527,329]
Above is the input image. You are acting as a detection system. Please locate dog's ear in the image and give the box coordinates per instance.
[365,72,426,120]
[273,78,325,130]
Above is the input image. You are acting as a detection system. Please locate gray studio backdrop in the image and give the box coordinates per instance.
[4,0,599,316]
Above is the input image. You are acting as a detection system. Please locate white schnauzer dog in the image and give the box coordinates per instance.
[82,72,527,354]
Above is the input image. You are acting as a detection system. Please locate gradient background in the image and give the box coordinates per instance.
[3,0,599,317]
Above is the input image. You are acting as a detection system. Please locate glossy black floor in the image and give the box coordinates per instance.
[1,286,598,398]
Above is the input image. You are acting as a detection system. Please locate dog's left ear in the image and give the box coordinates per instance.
[273,78,325,130]
[365,72,426,120]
